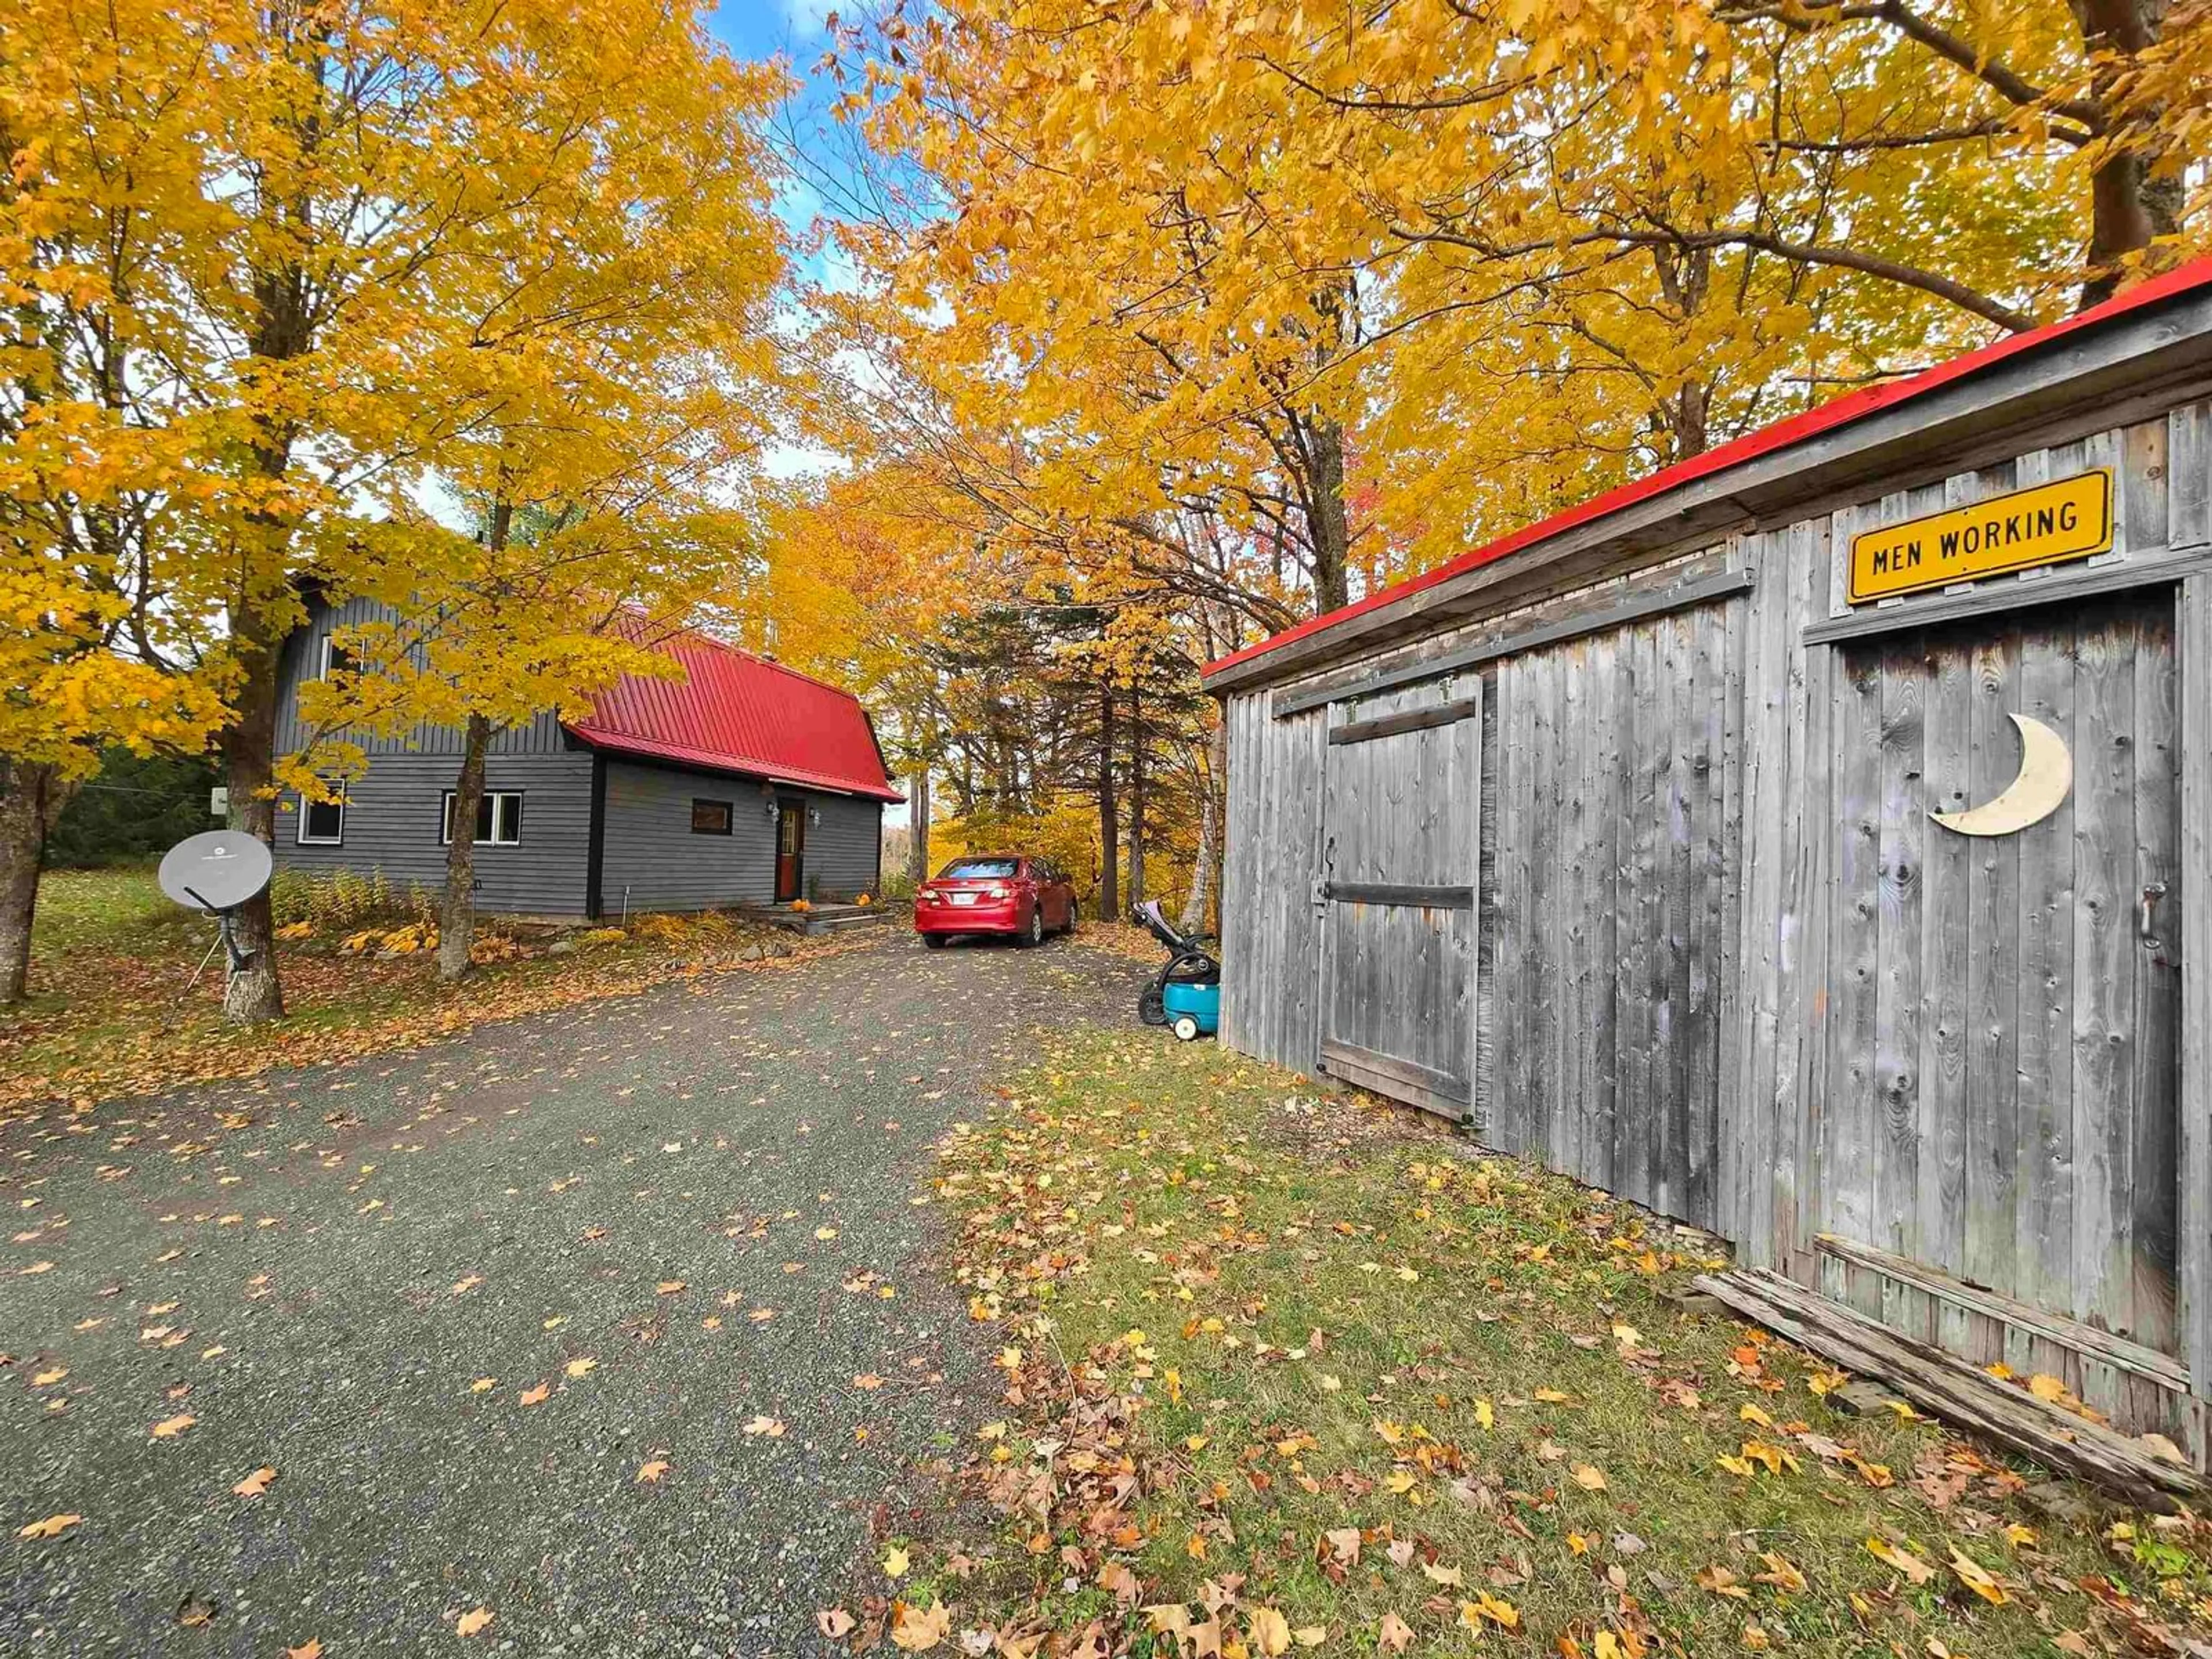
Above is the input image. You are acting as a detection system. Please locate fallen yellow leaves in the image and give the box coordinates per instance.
[1948,1547,2008,1605]
[17,1513,80,1540]
[285,1640,323,1659]
[656,1279,686,1295]
[1248,1605,1293,1654]
[1865,1536,1937,1585]
[1753,1551,1807,1594]
[232,1467,277,1498]
[1457,1593,1519,1631]
[1569,1461,1608,1491]
[517,1381,551,1407]
[817,1607,857,1638]
[890,1599,950,1651]
[635,1459,671,1483]
[742,1414,786,1438]
[1696,1563,1751,1599]
[882,1543,911,1578]
[455,1605,494,1638]
[149,1414,195,1440]
[563,1357,597,1378]
[31,1366,65,1386]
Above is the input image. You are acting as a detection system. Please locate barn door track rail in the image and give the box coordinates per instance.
[1275,566,1756,718]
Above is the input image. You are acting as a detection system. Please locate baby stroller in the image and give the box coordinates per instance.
[1133,899,1221,1041]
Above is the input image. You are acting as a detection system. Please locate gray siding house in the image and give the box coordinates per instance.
[273,595,901,919]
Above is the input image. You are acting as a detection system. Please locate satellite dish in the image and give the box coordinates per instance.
[159,830,273,915]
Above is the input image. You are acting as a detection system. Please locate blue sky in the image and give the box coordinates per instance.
[708,0,836,65]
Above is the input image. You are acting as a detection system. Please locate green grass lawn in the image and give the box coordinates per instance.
[27,864,194,958]
[869,1031,2212,1658]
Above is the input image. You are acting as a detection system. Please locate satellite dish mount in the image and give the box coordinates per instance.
[157,830,275,990]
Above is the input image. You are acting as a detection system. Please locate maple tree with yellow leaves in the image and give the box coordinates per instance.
[2,0,790,1013]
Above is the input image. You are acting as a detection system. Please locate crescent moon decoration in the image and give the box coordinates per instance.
[1929,713,2073,837]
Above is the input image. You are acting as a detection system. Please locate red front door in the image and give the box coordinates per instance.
[775,798,805,902]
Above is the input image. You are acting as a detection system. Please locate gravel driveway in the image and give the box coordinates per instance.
[1,929,1150,1656]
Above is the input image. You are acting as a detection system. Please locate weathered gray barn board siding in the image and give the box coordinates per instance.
[276,594,572,760]
[1314,684,1480,1114]
[2181,575,2212,1438]
[1472,589,1744,1231]
[1216,695,1327,1074]
[1213,372,2212,1457]
[273,752,596,915]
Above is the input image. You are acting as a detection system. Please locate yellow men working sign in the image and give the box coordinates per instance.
[1847,469,2112,603]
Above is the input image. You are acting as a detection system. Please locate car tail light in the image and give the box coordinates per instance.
[985,885,1009,899]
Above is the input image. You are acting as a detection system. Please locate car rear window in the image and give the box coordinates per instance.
[939,857,1019,879]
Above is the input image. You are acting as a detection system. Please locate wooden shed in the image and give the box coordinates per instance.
[1201,259,2212,1474]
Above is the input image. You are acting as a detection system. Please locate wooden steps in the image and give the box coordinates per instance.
[1693,1266,2204,1501]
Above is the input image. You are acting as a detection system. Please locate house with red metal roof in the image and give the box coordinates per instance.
[270,597,900,921]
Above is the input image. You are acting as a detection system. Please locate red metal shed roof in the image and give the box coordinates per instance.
[566,624,903,802]
[1203,256,2212,683]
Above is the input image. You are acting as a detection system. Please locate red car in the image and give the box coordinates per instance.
[914,855,1078,948]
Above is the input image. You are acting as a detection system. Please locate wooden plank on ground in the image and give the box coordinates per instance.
[1814,1234,2189,1391]
[1694,1267,2205,1499]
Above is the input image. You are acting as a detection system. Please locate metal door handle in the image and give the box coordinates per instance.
[2139,882,2166,949]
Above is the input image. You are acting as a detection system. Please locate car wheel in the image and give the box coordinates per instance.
[1021,906,1044,948]
[922,934,948,949]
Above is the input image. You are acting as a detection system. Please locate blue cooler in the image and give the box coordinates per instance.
[1161,978,1220,1041]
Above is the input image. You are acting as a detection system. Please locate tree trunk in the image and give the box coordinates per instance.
[221,605,286,1022]
[1304,414,1353,614]
[1669,379,1710,462]
[1180,714,1227,937]
[1126,684,1146,907]
[1096,679,1119,922]
[438,711,493,981]
[2078,0,2182,308]
[0,759,71,1004]
[907,764,931,887]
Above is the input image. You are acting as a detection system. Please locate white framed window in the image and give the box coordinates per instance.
[442,789,523,846]
[297,782,346,845]
[317,635,357,680]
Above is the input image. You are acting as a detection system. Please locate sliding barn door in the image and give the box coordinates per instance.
[1316,694,1481,1117]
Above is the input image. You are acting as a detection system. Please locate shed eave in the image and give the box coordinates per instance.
[1201,259,2212,700]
